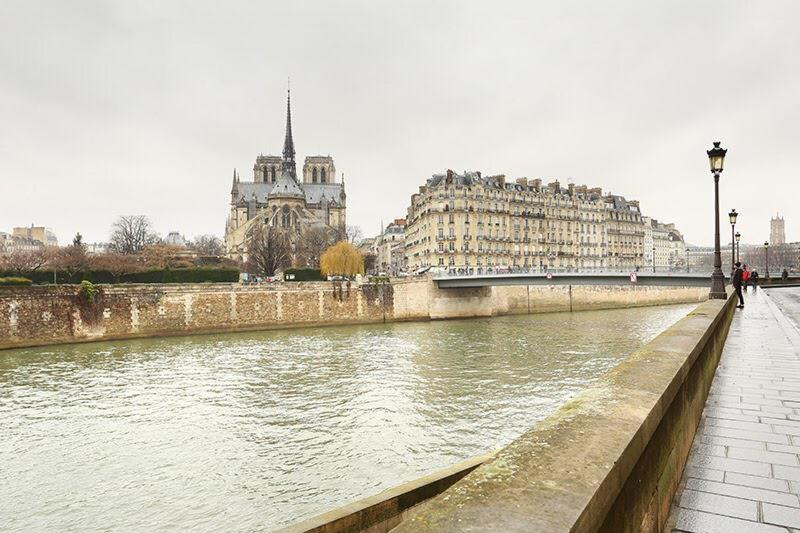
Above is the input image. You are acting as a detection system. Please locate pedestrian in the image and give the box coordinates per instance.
[751,270,759,292]
[783,268,789,282]
[732,262,745,309]
[742,264,751,293]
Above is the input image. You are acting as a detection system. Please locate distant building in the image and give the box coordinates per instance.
[1,225,56,255]
[225,89,347,262]
[643,217,686,270]
[164,231,187,247]
[12,225,57,247]
[771,214,786,245]
[370,219,406,275]
[404,170,658,272]
[85,242,108,255]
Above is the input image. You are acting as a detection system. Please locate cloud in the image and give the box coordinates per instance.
[1,0,798,245]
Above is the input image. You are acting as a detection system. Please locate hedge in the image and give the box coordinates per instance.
[283,268,324,281]
[0,268,240,285]
[0,277,33,286]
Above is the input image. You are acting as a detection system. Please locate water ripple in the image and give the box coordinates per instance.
[0,304,695,531]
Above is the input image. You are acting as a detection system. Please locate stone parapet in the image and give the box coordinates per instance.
[392,292,737,532]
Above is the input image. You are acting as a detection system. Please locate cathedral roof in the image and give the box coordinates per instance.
[236,181,344,205]
[268,171,305,199]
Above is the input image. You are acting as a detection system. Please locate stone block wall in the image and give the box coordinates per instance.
[0,279,706,351]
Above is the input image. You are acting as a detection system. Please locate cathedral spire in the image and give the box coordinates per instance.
[282,80,297,180]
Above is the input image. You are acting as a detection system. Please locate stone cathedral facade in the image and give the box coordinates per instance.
[225,90,347,261]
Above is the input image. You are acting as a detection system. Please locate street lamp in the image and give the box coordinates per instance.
[764,241,770,279]
[707,141,728,299]
[728,209,738,271]
[735,231,741,263]
[686,248,690,273]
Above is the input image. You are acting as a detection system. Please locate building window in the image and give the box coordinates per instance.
[281,205,291,227]
[312,168,318,183]
[321,168,326,183]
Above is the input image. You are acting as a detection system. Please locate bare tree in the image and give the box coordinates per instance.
[0,248,50,276]
[245,225,291,277]
[296,226,335,268]
[333,224,363,245]
[191,234,224,256]
[54,235,90,278]
[93,253,142,282]
[108,215,160,255]
[141,243,192,269]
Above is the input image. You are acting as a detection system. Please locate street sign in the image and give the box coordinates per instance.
[546,272,553,280]
[630,272,638,283]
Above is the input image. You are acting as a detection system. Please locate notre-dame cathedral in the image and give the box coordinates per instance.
[225,89,347,261]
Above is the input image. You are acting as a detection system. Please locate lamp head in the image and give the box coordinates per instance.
[707,141,727,173]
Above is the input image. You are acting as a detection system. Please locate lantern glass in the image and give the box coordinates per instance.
[707,142,727,172]
[728,210,738,225]
[735,232,741,243]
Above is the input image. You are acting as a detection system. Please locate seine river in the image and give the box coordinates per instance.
[0,303,695,531]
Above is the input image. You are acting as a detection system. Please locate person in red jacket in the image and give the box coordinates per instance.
[732,262,745,308]
[742,264,751,293]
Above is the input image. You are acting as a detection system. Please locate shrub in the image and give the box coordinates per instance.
[0,277,33,286]
[0,267,240,285]
[284,268,324,281]
[80,280,99,303]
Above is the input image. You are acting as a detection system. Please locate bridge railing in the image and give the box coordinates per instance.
[431,268,715,279]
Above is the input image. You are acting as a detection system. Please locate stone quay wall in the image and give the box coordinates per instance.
[0,279,706,350]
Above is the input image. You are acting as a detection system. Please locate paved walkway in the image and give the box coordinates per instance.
[667,288,800,532]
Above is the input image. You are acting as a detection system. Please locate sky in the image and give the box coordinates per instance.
[1,1,798,247]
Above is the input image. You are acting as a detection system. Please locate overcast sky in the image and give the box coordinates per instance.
[1,1,798,247]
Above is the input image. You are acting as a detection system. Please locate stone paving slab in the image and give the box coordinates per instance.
[667,289,800,532]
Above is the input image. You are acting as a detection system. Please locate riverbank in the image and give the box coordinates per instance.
[0,277,707,350]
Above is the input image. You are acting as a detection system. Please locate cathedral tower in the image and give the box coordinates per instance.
[771,214,786,245]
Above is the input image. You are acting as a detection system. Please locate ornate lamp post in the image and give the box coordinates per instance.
[686,248,690,273]
[707,142,728,299]
[764,241,770,279]
[735,231,741,263]
[728,209,738,270]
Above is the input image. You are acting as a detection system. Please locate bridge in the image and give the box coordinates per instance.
[432,271,724,288]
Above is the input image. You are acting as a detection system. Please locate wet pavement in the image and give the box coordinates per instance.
[667,287,800,532]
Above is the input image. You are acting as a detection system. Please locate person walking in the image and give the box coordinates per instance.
[742,264,751,293]
[751,270,760,293]
[732,262,745,309]
[783,268,789,282]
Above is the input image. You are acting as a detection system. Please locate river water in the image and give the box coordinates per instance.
[0,303,695,531]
